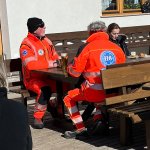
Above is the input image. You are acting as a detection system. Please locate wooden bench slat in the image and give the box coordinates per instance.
[102,63,150,90]
[114,100,150,112]
[105,89,150,105]
[101,58,150,146]
[113,105,150,116]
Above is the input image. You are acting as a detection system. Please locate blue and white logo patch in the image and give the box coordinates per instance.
[100,51,116,66]
[22,50,28,56]
[38,49,44,56]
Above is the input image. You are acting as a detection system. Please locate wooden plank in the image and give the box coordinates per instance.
[121,25,150,34]
[102,63,150,90]
[46,31,88,41]
[46,26,150,50]
[109,101,150,114]
[142,82,150,90]
[105,90,150,105]
[122,104,150,114]
[113,100,150,112]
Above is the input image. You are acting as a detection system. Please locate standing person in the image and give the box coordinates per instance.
[63,21,126,139]
[107,23,130,56]
[20,17,60,129]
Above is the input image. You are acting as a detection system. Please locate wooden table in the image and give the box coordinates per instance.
[32,57,150,118]
[32,67,79,118]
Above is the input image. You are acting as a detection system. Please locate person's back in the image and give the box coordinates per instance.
[63,21,126,139]
[69,31,126,88]
[85,32,125,73]
[0,87,32,150]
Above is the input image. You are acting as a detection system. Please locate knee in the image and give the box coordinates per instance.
[63,95,71,107]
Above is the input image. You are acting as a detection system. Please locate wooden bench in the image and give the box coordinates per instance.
[3,25,150,107]
[46,25,150,57]
[4,58,30,106]
[101,60,150,146]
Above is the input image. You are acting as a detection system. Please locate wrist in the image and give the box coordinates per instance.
[53,61,58,67]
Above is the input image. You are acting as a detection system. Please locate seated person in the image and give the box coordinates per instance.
[107,23,130,56]
[20,17,61,129]
[0,79,32,150]
[63,21,126,139]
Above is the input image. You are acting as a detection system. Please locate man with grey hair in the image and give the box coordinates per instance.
[87,21,107,35]
[63,20,126,139]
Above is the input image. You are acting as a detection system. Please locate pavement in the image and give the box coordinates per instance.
[7,92,147,150]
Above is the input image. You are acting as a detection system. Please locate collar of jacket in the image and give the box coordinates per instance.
[27,32,45,41]
[109,34,126,44]
[86,32,109,43]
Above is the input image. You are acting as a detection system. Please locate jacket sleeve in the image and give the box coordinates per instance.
[67,48,89,77]
[118,35,130,56]
[50,44,61,60]
[76,43,89,57]
[44,37,61,60]
[20,44,48,70]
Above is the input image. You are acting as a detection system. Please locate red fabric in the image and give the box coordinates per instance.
[67,32,126,103]
[20,33,61,119]
[75,123,85,131]
[25,79,56,97]
[68,32,126,84]
[34,111,45,119]
[93,114,102,121]
[64,32,126,130]
[64,88,105,105]
[20,33,60,86]
[64,88,105,130]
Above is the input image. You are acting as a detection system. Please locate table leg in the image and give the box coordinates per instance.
[56,81,65,119]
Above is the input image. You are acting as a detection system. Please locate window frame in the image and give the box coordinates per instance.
[102,0,147,16]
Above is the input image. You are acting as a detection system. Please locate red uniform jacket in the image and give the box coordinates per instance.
[67,32,126,100]
[20,33,59,86]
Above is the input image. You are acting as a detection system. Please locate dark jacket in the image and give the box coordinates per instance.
[0,87,32,150]
[109,35,130,56]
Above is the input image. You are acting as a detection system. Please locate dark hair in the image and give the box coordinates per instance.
[107,23,120,34]
[27,17,45,33]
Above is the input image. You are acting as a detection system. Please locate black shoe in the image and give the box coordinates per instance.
[90,120,109,136]
[64,128,89,139]
[32,118,44,129]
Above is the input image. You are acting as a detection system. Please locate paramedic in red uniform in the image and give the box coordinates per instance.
[63,21,126,139]
[20,17,60,129]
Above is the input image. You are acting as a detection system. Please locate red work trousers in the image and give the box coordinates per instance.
[25,79,56,119]
[64,87,105,130]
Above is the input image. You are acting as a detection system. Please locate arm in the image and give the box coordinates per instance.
[44,37,61,66]
[118,35,130,56]
[67,48,89,78]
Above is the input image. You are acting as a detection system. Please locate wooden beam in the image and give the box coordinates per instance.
[105,90,150,105]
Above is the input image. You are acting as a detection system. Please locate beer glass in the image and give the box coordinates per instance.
[60,53,68,77]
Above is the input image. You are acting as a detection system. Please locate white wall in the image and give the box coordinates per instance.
[0,0,150,59]
[100,14,150,28]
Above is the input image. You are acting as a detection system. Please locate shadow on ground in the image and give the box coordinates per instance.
[28,104,147,150]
